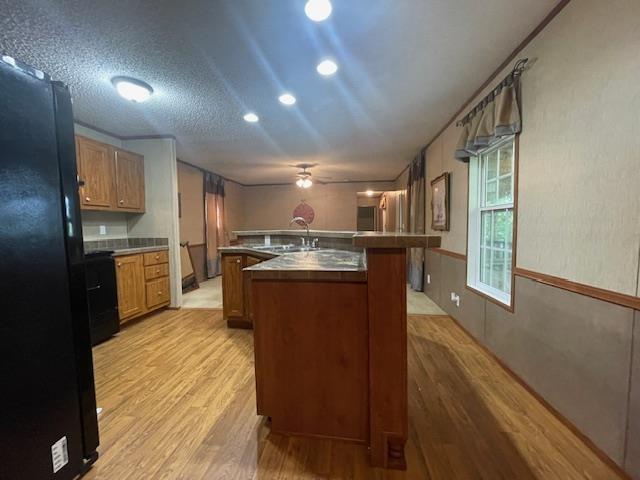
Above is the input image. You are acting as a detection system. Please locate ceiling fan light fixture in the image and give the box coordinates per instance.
[302,178,313,188]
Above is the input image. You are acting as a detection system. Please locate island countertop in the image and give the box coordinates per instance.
[233,229,357,239]
[244,249,366,282]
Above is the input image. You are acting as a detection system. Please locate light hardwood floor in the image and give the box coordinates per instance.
[86,309,622,480]
[181,278,445,315]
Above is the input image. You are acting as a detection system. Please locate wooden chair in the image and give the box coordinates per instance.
[180,241,199,293]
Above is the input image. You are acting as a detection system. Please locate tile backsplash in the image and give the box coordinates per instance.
[84,237,168,253]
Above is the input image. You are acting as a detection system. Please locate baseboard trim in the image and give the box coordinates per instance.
[441,313,631,480]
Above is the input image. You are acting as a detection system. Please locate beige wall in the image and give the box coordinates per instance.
[414,1,640,475]
[177,162,205,245]
[240,182,395,231]
[224,181,246,237]
[124,138,182,308]
[423,0,640,296]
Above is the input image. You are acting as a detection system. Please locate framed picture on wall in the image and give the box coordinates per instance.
[430,172,450,231]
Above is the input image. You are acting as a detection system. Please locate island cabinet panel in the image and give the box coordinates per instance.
[366,248,408,469]
[244,255,262,326]
[222,255,245,322]
[115,254,145,321]
[221,253,268,329]
[76,136,115,210]
[252,280,369,443]
[114,149,145,211]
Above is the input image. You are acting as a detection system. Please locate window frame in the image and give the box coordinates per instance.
[466,135,518,309]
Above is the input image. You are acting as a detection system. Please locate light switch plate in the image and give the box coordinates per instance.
[427,274,431,284]
[99,225,106,235]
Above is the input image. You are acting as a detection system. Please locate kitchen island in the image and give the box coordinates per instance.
[244,232,440,469]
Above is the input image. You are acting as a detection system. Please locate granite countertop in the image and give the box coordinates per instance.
[352,232,442,248]
[111,246,169,256]
[233,229,357,239]
[232,248,367,282]
[218,246,281,258]
[246,249,365,272]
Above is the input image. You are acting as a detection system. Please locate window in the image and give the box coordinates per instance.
[467,136,515,306]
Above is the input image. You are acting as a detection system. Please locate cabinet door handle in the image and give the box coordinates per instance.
[119,199,124,204]
[157,291,162,296]
[155,255,160,260]
[117,262,122,267]
[156,269,160,274]
[85,196,91,201]
[236,259,241,264]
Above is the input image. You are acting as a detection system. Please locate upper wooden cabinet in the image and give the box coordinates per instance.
[76,136,115,209]
[76,135,145,213]
[114,149,145,212]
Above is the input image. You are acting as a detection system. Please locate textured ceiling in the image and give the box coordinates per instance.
[1,0,557,184]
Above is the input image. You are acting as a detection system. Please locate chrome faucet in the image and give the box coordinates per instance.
[290,216,310,247]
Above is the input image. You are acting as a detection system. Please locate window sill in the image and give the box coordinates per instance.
[465,283,514,313]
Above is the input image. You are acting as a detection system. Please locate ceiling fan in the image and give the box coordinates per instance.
[290,163,331,188]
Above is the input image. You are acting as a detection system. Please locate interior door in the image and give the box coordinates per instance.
[77,136,114,209]
[115,255,145,321]
[114,149,144,211]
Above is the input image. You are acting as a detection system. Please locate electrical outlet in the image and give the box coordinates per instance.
[450,292,460,307]
[99,225,106,235]
[427,274,431,284]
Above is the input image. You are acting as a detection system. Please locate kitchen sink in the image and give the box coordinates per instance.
[251,244,321,253]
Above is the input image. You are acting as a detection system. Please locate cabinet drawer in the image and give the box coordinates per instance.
[146,277,170,309]
[143,250,169,266]
[144,263,169,280]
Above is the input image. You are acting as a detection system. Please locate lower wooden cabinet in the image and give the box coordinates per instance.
[115,248,171,324]
[222,253,266,329]
[115,254,145,320]
[222,255,244,323]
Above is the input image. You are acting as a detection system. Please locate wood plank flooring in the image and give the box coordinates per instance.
[85,309,622,479]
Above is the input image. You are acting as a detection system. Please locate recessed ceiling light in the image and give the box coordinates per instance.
[111,76,153,103]
[243,112,259,123]
[305,0,332,22]
[366,190,374,197]
[278,93,297,106]
[316,59,338,76]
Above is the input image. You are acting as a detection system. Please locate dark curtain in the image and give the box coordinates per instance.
[204,173,227,278]
[407,149,426,291]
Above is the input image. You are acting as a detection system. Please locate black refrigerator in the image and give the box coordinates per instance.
[0,57,99,478]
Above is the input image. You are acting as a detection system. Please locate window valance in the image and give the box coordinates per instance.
[454,59,527,162]
[204,172,225,197]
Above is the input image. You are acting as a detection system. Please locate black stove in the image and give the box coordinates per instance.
[84,251,119,345]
